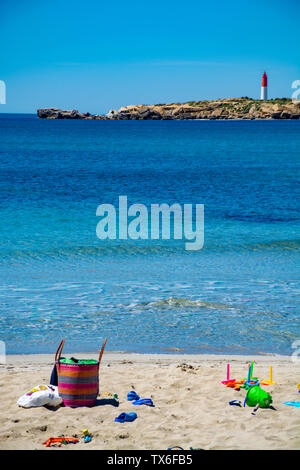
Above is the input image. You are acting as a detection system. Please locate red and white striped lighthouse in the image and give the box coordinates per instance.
[261,71,268,100]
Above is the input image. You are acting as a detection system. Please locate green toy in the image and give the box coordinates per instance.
[244,385,273,408]
[242,362,258,384]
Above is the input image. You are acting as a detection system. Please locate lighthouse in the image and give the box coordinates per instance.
[261,71,268,100]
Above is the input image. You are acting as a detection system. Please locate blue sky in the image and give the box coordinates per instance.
[1,0,299,113]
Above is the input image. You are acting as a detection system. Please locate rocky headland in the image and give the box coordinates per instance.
[37,97,300,120]
[37,108,106,120]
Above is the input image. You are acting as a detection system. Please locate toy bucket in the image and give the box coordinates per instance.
[246,385,272,408]
[55,338,107,407]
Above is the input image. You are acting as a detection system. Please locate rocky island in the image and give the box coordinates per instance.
[37,97,300,120]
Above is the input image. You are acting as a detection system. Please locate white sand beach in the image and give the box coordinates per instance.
[0,352,299,450]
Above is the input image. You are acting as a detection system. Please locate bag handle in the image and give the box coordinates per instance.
[55,338,65,364]
[54,337,107,365]
[98,337,107,365]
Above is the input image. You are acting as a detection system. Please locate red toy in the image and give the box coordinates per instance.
[43,437,79,447]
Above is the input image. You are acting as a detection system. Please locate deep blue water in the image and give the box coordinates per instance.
[0,114,299,355]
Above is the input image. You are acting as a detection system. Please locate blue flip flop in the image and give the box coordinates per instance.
[114,412,137,423]
[127,391,140,401]
[282,401,300,407]
[132,398,154,406]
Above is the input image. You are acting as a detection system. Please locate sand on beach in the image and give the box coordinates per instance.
[0,352,299,450]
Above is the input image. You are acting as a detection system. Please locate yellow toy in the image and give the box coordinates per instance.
[82,429,93,443]
[260,365,277,385]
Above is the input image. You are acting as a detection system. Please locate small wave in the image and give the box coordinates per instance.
[0,243,183,261]
[129,297,230,310]
[203,239,300,253]
[226,214,300,223]
[243,239,300,252]
[0,238,298,264]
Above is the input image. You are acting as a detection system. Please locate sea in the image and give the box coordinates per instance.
[0,114,299,356]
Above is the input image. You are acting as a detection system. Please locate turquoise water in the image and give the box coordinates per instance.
[0,115,299,355]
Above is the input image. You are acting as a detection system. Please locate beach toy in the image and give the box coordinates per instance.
[43,437,79,447]
[127,391,140,401]
[99,392,119,400]
[229,400,242,407]
[244,379,260,387]
[82,429,93,442]
[233,379,248,390]
[114,412,137,423]
[225,382,236,388]
[132,398,154,406]
[226,379,245,389]
[282,401,300,407]
[55,337,107,407]
[103,392,119,399]
[240,362,258,384]
[247,362,258,382]
[260,365,277,385]
[241,379,259,393]
[249,362,256,380]
[221,364,235,384]
[242,363,259,385]
[244,385,272,408]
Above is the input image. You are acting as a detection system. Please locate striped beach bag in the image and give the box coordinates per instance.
[55,338,107,407]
